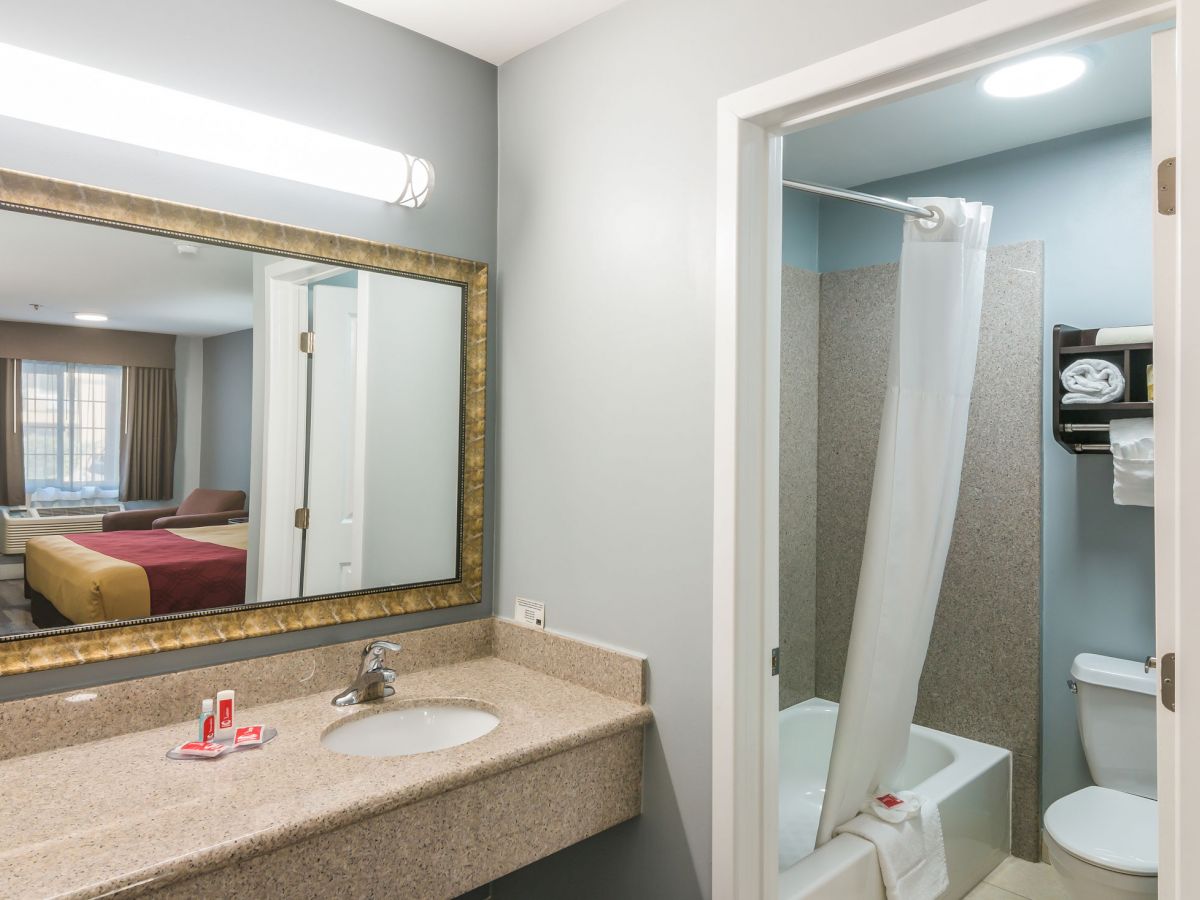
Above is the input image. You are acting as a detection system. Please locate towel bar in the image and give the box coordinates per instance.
[1072,442,1111,453]
[1061,423,1110,433]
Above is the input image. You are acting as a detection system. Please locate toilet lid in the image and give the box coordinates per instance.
[1045,786,1157,876]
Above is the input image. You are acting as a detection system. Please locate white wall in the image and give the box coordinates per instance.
[494,0,980,896]
[172,335,203,503]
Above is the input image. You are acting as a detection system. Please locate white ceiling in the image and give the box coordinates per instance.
[784,26,1157,188]
[0,209,255,337]
[333,0,630,64]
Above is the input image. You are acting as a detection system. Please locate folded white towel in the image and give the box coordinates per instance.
[1096,325,1153,346]
[1110,417,1154,507]
[835,794,949,900]
[1061,359,1125,404]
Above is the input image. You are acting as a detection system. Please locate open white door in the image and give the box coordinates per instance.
[1151,26,1177,895]
[252,259,309,603]
[304,283,364,594]
[253,258,349,603]
[1159,11,1200,896]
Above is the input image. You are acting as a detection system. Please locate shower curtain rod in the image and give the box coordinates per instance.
[783,178,937,220]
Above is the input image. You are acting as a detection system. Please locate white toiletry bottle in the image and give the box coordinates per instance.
[216,690,236,740]
[198,699,215,743]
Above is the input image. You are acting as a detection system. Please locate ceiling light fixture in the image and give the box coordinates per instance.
[74,313,108,322]
[981,54,1089,98]
[0,42,434,206]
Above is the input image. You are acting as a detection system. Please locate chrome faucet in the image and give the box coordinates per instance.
[331,640,402,707]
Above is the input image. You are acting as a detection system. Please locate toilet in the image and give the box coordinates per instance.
[1044,653,1157,899]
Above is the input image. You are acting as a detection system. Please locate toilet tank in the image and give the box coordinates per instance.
[1072,653,1157,800]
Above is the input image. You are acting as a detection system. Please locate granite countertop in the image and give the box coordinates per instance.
[0,657,652,900]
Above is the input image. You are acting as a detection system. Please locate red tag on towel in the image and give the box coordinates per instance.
[876,793,904,809]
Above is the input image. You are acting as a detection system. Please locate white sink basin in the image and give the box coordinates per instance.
[321,703,500,758]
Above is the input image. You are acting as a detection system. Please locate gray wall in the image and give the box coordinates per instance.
[173,335,204,503]
[779,267,819,709]
[0,0,498,701]
[493,1,979,897]
[200,329,252,496]
[806,121,1155,814]
[811,244,1044,860]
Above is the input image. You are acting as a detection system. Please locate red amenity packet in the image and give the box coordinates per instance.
[174,740,227,758]
[233,725,266,748]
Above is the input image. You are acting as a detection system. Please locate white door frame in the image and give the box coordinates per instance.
[711,1,1182,897]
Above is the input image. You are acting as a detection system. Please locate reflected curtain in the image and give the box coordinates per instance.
[120,366,177,501]
[815,198,993,845]
[0,359,23,506]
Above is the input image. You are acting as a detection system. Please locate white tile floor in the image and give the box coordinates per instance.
[964,856,1069,900]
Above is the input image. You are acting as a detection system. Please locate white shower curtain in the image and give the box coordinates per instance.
[815,197,993,846]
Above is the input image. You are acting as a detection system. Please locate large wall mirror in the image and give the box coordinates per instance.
[0,170,486,675]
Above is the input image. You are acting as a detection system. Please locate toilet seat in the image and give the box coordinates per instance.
[1044,786,1157,876]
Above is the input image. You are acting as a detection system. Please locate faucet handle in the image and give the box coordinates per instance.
[359,640,402,673]
[365,639,402,655]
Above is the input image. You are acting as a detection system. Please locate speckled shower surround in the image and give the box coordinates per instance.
[779,241,1044,859]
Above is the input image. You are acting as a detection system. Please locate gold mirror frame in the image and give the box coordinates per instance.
[0,168,487,676]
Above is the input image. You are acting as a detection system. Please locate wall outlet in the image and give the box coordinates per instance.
[515,596,545,630]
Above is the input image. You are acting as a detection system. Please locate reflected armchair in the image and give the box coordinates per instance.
[102,488,248,532]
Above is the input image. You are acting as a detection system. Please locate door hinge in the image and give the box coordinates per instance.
[1158,157,1176,215]
[294,507,310,530]
[1161,652,1176,712]
[299,331,315,354]
[771,647,780,677]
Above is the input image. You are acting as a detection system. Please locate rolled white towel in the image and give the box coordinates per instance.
[1061,359,1125,404]
[1096,325,1152,346]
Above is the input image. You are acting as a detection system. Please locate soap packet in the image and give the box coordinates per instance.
[167,725,277,761]
[232,725,267,748]
[171,740,228,759]
[863,790,923,823]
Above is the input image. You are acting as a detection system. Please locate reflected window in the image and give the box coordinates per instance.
[20,360,123,495]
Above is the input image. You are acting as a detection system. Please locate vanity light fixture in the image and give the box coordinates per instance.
[73,313,108,322]
[0,42,434,207]
[981,54,1088,98]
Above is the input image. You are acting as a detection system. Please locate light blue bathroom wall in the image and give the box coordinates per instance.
[782,188,820,270]
[315,270,359,289]
[788,119,1156,814]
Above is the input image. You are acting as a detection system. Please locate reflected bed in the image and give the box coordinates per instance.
[24,522,248,626]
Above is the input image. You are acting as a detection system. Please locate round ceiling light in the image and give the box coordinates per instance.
[981,54,1088,98]
[74,313,108,322]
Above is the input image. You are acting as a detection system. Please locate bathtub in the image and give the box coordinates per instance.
[778,698,1010,900]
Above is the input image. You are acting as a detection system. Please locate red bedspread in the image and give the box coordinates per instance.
[66,529,247,616]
